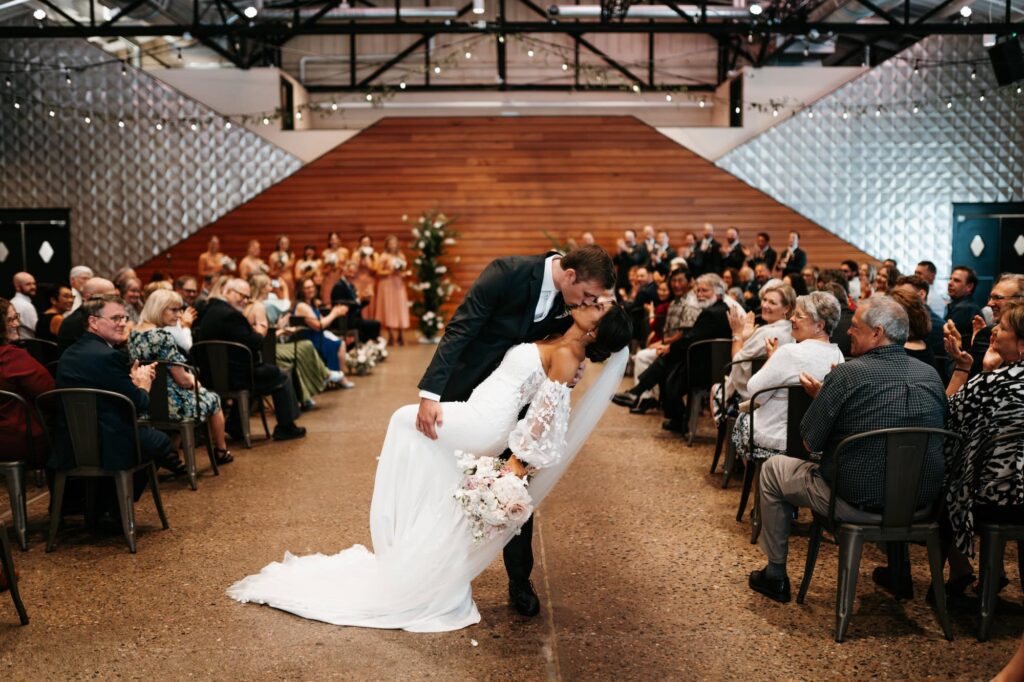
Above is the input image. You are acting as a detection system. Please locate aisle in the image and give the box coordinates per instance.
[0,344,1018,679]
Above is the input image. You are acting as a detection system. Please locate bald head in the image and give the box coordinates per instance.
[81,277,116,298]
[13,272,36,296]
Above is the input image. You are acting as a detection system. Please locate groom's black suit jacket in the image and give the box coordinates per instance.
[418,253,573,402]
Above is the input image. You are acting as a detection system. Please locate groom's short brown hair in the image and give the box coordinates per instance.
[561,245,615,289]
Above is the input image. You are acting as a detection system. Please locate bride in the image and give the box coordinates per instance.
[227,297,632,632]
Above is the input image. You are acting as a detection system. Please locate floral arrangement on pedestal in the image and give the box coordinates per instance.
[407,210,460,342]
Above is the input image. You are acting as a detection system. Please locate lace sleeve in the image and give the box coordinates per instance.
[508,379,571,470]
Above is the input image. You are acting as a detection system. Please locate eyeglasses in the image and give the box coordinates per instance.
[990,293,1022,302]
[168,307,183,313]
[181,289,198,296]
[227,289,252,302]
[95,315,129,324]
[6,312,20,323]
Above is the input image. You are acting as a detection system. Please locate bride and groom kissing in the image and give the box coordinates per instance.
[228,244,632,632]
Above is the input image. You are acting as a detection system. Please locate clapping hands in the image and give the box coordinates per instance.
[130,360,157,392]
[944,320,973,372]
[728,308,757,342]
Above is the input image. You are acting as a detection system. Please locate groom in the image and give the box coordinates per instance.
[416,244,616,616]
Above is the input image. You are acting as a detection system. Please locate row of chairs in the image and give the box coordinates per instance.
[682,337,1024,642]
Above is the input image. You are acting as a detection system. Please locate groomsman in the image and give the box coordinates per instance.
[745,232,778,272]
[689,223,722,276]
[774,231,807,278]
[720,227,746,271]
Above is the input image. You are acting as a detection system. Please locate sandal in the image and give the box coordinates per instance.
[214,448,234,465]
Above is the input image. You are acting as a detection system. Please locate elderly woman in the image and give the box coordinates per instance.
[731,291,845,461]
[939,301,1024,595]
[0,297,54,467]
[713,282,796,425]
[128,289,232,465]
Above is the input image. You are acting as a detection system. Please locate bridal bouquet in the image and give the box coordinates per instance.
[453,452,533,543]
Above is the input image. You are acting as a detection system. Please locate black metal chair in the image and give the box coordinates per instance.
[0,390,40,551]
[36,388,170,554]
[137,361,219,491]
[738,384,814,544]
[0,522,28,625]
[711,357,767,485]
[796,427,962,643]
[973,429,1024,642]
[13,338,58,366]
[190,340,270,449]
[684,338,732,446]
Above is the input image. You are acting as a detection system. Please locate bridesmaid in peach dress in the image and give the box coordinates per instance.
[197,235,231,282]
[320,231,350,303]
[268,235,295,302]
[373,235,411,345]
[353,235,379,321]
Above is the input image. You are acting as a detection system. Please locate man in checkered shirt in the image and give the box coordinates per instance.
[748,295,947,603]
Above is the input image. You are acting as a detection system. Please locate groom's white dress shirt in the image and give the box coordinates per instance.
[419,254,559,403]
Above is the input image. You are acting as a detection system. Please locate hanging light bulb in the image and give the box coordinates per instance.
[118,120,125,128]
[970,67,977,80]
[48,109,55,117]
[12,101,20,110]
[472,0,485,14]
[296,111,302,120]
[561,63,569,71]
[84,115,91,124]
[65,72,72,86]
[959,5,972,18]
[331,101,340,109]
[464,51,472,59]
[498,35,505,44]
[155,121,163,131]
[225,120,232,129]
[913,63,919,76]
[631,84,641,93]
[734,106,740,114]
[665,94,672,102]
[842,110,849,120]
[806,109,814,118]
[875,107,882,117]
[4,77,10,88]
[698,98,706,108]
[979,94,985,102]
[748,3,763,15]
[946,100,953,109]
[262,116,270,125]
[771,108,778,117]
[243,5,258,18]
[190,121,198,131]
[527,49,535,58]
[365,93,373,101]
[398,82,406,90]
[434,66,442,74]
[32,8,46,20]
[912,104,919,113]
[803,45,810,58]
[177,48,183,61]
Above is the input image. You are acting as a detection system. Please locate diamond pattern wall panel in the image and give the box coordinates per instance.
[717,35,1024,275]
[0,38,302,272]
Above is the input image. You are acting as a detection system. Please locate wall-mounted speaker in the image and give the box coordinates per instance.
[988,36,1024,87]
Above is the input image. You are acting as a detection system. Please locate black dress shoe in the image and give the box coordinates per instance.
[872,566,914,600]
[612,391,641,408]
[160,457,188,477]
[508,580,541,617]
[629,398,660,415]
[661,418,686,434]
[273,424,307,441]
[748,568,791,603]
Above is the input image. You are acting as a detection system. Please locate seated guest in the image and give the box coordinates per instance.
[330,260,383,342]
[743,262,772,313]
[174,275,200,309]
[945,265,981,343]
[749,296,946,602]
[966,273,1024,374]
[731,291,844,462]
[894,275,945,362]
[247,274,337,409]
[712,282,796,426]
[195,278,306,441]
[801,266,819,294]
[890,287,935,368]
[292,278,355,388]
[939,301,1024,597]
[840,259,861,300]
[68,265,94,311]
[646,280,674,343]
[915,260,947,318]
[35,283,75,346]
[873,265,899,297]
[857,263,876,302]
[0,298,54,467]
[819,281,853,357]
[119,277,144,325]
[10,272,38,340]
[613,273,731,434]
[784,273,808,297]
[128,290,232,465]
[53,295,181,487]
[57,277,117,355]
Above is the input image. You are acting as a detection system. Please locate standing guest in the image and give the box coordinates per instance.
[198,235,232,281]
[840,260,861,300]
[774,231,807,278]
[119,277,144,325]
[112,267,138,289]
[873,265,899,297]
[748,296,945,603]
[35,284,75,345]
[692,223,722,276]
[648,231,676,277]
[374,236,411,346]
[293,278,355,388]
[239,240,268,280]
[744,262,772,313]
[580,231,596,246]
[57,277,117,355]
[68,265,94,311]
[890,287,935,367]
[268,235,295,302]
[0,298,53,467]
[915,260,947,318]
[745,232,778,272]
[784,273,808,297]
[294,244,322,283]
[945,265,981,344]
[613,229,644,297]
[320,231,350,304]
[3,299,17,342]
[679,231,698,263]
[174,275,200,308]
[330,261,384,343]
[353,235,379,319]
[10,272,38,340]
[801,266,819,294]
[128,290,232,465]
[195,278,307,442]
[720,227,745,271]
[638,225,657,266]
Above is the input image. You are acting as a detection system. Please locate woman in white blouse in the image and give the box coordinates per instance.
[731,291,845,460]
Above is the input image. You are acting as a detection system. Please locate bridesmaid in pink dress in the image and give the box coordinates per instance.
[320,231,349,303]
[353,235,379,322]
[373,235,411,345]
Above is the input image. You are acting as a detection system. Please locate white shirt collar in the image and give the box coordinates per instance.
[541,254,558,295]
[13,292,30,303]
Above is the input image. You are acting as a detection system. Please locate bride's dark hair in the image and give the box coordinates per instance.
[585,304,633,362]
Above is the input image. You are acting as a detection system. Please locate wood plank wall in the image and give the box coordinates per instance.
[136,116,876,310]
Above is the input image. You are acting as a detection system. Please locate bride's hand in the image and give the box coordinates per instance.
[506,456,528,478]
[415,398,443,440]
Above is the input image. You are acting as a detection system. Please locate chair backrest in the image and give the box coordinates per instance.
[190,340,253,393]
[261,331,277,368]
[14,338,58,365]
[687,338,733,386]
[971,429,1024,494]
[785,386,814,458]
[142,361,198,423]
[36,388,142,469]
[827,427,962,528]
[0,390,34,462]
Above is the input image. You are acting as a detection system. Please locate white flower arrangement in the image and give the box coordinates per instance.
[434,265,447,275]
[221,256,237,271]
[453,451,534,543]
[345,345,377,375]
[324,252,339,265]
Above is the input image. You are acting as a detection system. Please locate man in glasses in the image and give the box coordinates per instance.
[52,294,181,493]
[961,273,1024,373]
[57,277,118,355]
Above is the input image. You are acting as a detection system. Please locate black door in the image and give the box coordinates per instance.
[0,209,72,304]
[952,203,1024,304]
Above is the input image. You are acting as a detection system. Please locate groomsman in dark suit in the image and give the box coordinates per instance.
[330,260,383,342]
[613,230,645,299]
[690,223,722,276]
[416,245,616,617]
[745,232,778,272]
[775,231,808,278]
[720,227,746,272]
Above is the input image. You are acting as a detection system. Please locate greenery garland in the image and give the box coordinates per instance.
[408,210,460,341]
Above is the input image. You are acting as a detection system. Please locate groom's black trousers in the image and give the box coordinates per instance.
[503,516,534,583]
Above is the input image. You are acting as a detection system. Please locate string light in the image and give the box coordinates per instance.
[243,5,258,18]
[734,106,740,114]
[65,72,72,86]
[121,63,128,77]
[225,120,231,129]
[3,77,10,88]
[979,94,985,101]
[464,51,472,59]
[698,98,706,108]
[83,116,90,124]
[398,82,406,90]
[331,101,340,109]
[912,104,919,113]
[913,61,919,76]
[32,8,46,20]
[771,108,779,117]
[433,66,441,74]
[498,35,505,44]
[959,5,972,17]
[190,121,198,131]
[970,67,977,80]
[117,120,125,128]
[946,100,953,109]
[749,3,763,15]
[155,121,163,131]
[842,110,849,120]
[875,107,882,117]
[665,94,672,102]
[13,101,20,110]
[48,109,55,117]
[632,84,641,93]
[806,109,814,118]
[561,63,569,71]
[365,93,373,101]
[527,49,535,58]
[296,111,302,120]
[262,117,270,125]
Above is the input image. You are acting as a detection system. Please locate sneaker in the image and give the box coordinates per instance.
[326,370,344,385]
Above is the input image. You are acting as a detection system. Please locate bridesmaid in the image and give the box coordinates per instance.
[321,231,350,303]
[294,244,322,283]
[239,239,268,280]
[197,235,231,281]
[374,235,411,345]
[354,234,379,321]
[269,235,295,302]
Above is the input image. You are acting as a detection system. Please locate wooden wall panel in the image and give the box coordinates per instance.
[137,116,875,311]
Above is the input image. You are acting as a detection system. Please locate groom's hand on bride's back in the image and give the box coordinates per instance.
[416,398,444,440]
[569,360,586,388]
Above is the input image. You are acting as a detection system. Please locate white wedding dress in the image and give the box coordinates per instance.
[227,343,626,632]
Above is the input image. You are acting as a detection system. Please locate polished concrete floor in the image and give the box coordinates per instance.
[0,343,1021,680]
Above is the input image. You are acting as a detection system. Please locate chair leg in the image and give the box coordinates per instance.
[978,528,1006,642]
[835,529,865,643]
[0,526,28,625]
[236,393,252,449]
[711,420,728,475]
[721,441,737,489]
[926,531,954,641]
[737,458,757,522]
[206,421,220,476]
[180,422,198,491]
[749,468,763,545]
[1017,540,1024,595]
[113,471,137,554]
[797,520,823,604]
[258,399,271,439]
[2,463,28,551]
[148,462,170,531]
[45,472,67,553]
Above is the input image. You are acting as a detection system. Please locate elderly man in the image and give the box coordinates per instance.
[720,227,745,271]
[945,265,981,343]
[914,261,947,318]
[174,275,200,308]
[613,229,644,299]
[960,273,1024,373]
[613,273,731,433]
[745,232,778,272]
[68,265,94,311]
[748,296,946,602]
[57,277,117,355]
[196,278,305,442]
[648,231,676,277]
[689,223,722,277]
[10,272,38,339]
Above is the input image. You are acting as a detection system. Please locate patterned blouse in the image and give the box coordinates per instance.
[128,328,222,422]
[944,361,1024,557]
